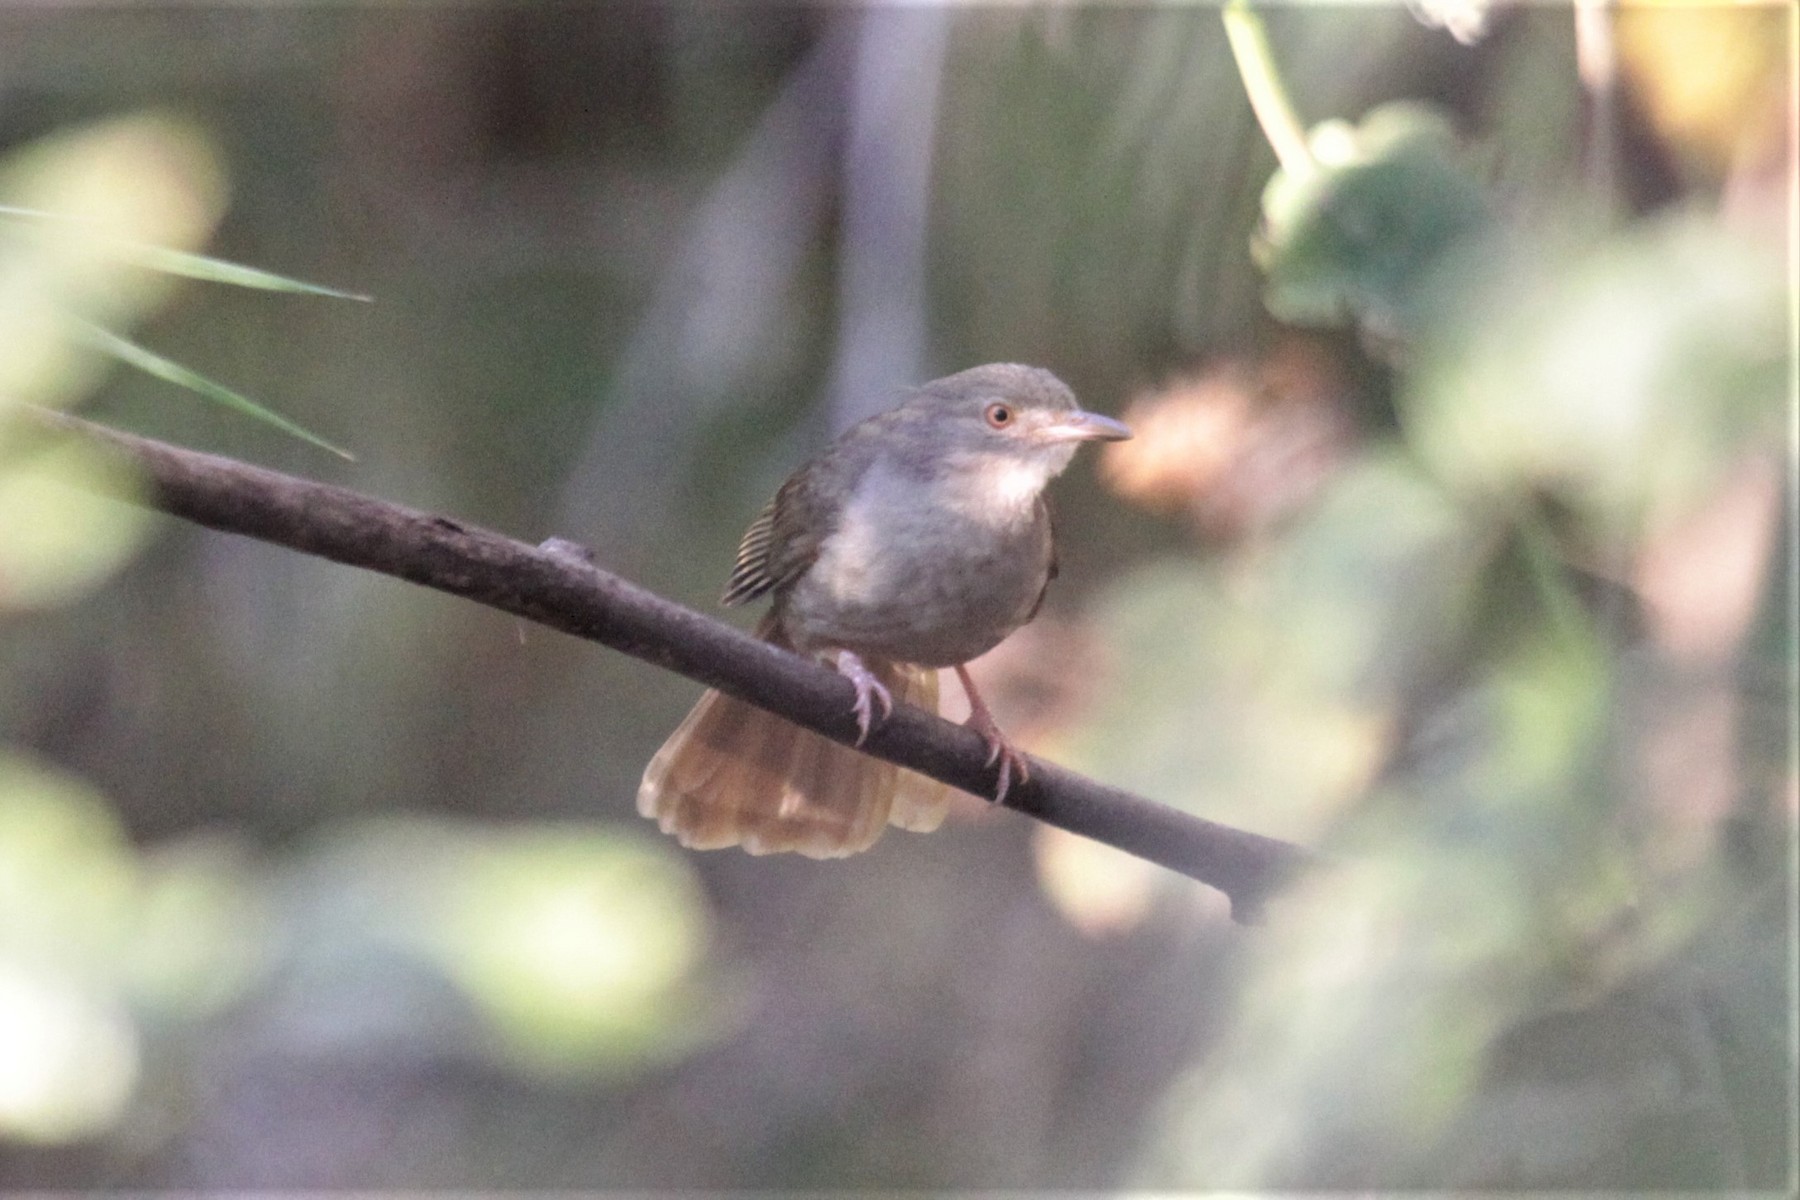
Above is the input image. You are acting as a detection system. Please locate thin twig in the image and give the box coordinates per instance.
[29,409,1312,922]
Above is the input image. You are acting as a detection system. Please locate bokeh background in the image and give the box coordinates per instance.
[1,3,1792,1190]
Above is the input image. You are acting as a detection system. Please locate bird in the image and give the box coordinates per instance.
[637,363,1130,858]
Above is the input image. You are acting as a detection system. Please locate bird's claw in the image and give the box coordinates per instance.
[972,723,1030,805]
[835,652,893,747]
[954,663,1028,804]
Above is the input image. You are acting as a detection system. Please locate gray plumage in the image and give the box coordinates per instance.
[642,363,1129,857]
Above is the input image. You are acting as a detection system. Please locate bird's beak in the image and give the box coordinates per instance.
[1039,410,1132,443]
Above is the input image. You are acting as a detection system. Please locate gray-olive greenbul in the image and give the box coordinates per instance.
[638,363,1130,858]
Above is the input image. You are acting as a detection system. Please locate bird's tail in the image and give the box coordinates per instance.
[636,618,951,857]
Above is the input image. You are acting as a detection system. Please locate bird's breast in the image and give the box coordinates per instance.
[781,460,1053,667]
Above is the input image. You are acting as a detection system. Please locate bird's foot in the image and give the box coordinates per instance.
[954,664,1029,804]
[834,651,893,746]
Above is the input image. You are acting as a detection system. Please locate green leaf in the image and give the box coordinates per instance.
[1253,102,1492,339]
[0,205,369,301]
[118,244,370,300]
[75,321,355,461]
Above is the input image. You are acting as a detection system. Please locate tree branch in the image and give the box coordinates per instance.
[32,410,1311,922]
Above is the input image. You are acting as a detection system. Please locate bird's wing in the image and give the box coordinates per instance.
[721,497,780,606]
[720,469,838,607]
[1024,494,1058,623]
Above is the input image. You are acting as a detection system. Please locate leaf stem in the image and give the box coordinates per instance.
[1222,0,1315,182]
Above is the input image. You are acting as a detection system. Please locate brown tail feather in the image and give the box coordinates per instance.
[636,635,951,858]
[883,666,952,833]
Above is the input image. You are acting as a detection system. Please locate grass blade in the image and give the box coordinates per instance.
[0,205,369,300]
[122,244,371,300]
[76,321,355,461]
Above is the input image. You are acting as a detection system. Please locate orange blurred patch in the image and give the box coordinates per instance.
[1031,826,1163,937]
[1101,340,1357,541]
[1616,5,1786,178]
[1629,453,1785,881]
[1634,455,1780,666]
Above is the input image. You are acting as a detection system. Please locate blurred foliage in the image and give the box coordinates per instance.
[283,816,716,1079]
[1065,6,1790,1188]
[0,99,717,1176]
[1255,100,1492,342]
[0,114,228,1147]
[1409,213,1784,532]
[0,436,151,611]
[0,755,143,1142]
[1,3,1792,1191]
[0,116,204,610]
[0,113,355,609]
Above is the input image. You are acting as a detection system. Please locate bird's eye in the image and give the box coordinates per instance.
[984,403,1014,429]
